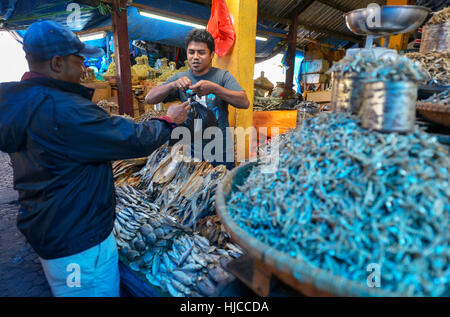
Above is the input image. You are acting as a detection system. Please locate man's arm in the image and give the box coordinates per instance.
[145,76,192,104]
[191,80,250,109]
[55,101,189,163]
[145,81,175,104]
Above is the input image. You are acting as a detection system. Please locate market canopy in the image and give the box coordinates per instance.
[0,0,286,59]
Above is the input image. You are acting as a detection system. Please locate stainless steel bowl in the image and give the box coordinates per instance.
[344,5,431,36]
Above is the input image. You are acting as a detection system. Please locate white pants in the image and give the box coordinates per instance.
[39,232,120,297]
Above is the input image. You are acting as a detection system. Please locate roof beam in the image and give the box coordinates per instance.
[315,0,354,12]
[297,20,363,43]
[288,0,316,19]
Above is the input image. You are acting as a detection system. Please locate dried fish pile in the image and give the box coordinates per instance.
[197,215,232,248]
[328,54,379,78]
[114,185,244,297]
[420,7,450,55]
[366,56,428,83]
[425,7,450,25]
[421,89,450,105]
[113,158,147,186]
[97,99,118,113]
[253,97,303,111]
[227,112,450,296]
[136,145,228,229]
[404,52,450,85]
[136,109,168,123]
[296,101,320,125]
[329,54,428,82]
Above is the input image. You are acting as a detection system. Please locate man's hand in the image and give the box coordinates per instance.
[172,76,192,91]
[166,101,191,125]
[190,80,218,96]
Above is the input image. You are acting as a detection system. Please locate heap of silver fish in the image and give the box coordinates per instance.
[366,56,428,83]
[136,144,228,229]
[227,112,450,296]
[421,89,450,105]
[114,184,244,297]
[329,54,428,83]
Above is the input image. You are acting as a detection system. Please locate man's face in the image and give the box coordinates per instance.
[49,54,85,83]
[187,41,214,75]
[61,54,85,83]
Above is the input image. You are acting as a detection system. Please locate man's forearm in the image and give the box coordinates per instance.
[145,83,175,104]
[213,85,249,109]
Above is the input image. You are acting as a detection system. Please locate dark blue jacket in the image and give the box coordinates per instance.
[0,76,174,259]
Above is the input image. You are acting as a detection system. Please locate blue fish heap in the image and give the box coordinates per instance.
[228,112,449,296]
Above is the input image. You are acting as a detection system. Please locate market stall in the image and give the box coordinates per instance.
[1,0,449,299]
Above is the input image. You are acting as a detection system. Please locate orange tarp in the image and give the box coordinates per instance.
[253,110,298,139]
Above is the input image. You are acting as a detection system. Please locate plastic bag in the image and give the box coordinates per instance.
[207,0,236,57]
[170,101,219,160]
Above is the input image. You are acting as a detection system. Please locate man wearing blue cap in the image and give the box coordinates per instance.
[0,20,190,297]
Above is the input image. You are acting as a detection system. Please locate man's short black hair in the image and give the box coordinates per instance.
[185,29,215,53]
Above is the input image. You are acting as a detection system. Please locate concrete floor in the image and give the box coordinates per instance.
[0,152,52,297]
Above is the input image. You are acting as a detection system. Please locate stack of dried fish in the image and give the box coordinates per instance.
[426,7,450,25]
[136,109,168,123]
[114,185,244,297]
[113,158,147,186]
[196,215,232,248]
[420,7,450,55]
[421,89,450,105]
[404,52,450,86]
[136,144,228,229]
[228,112,450,296]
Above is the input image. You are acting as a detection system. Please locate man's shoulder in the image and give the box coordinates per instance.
[206,67,234,82]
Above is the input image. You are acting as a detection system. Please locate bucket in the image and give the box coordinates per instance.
[360,81,417,133]
[333,75,365,114]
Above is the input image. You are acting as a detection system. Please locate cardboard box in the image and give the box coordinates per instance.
[302,73,329,84]
[302,59,330,74]
[306,90,332,103]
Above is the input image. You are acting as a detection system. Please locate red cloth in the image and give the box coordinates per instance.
[21,72,47,81]
[207,0,236,57]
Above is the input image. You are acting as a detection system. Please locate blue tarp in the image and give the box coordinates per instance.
[1,0,285,58]
[0,0,109,31]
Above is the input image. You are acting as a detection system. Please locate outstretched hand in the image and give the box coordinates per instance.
[166,101,191,125]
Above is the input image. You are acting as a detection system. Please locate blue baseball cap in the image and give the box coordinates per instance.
[23,20,104,61]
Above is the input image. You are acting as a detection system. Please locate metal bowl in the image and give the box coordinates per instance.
[344,5,431,36]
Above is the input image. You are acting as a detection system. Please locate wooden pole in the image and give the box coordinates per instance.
[111,0,133,116]
[284,15,298,99]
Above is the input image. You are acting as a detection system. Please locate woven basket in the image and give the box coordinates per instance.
[216,162,401,297]
[417,102,450,128]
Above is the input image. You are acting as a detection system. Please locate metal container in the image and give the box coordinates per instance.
[332,76,365,114]
[420,22,450,54]
[360,81,417,133]
[344,5,431,36]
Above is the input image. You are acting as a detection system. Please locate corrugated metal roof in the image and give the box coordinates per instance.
[257,0,386,50]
